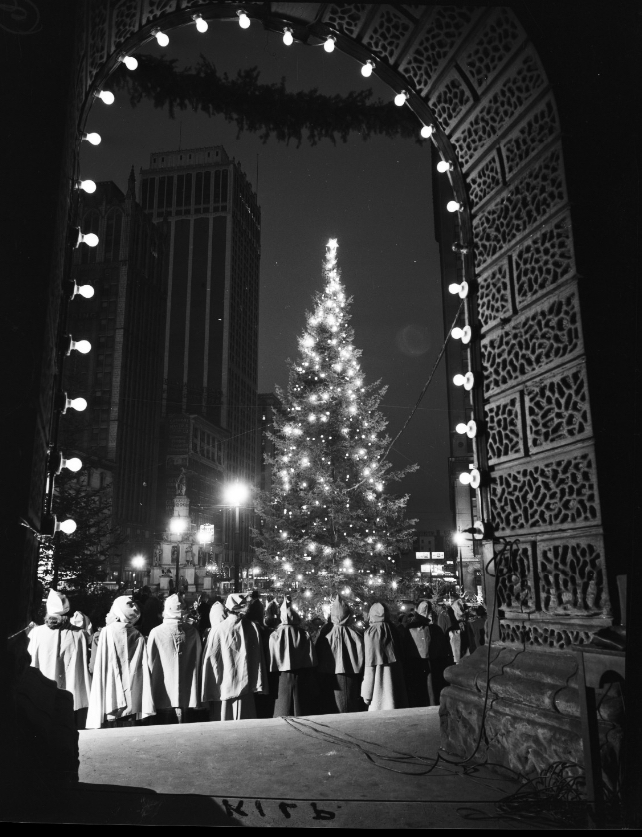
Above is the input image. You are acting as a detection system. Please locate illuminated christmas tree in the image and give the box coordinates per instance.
[253,240,417,616]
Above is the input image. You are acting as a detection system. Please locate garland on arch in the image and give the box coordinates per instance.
[110,55,421,146]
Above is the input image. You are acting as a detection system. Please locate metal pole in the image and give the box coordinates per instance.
[233,505,240,593]
[459,545,464,595]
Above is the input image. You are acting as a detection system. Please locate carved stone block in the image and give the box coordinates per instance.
[525,362,592,452]
[468,152,503,210]
[363,6,413,65]
[473,146,566,268]
[490,444,601,534]
[501,95,559,177]
[538,532,610,618]
[481,289,582,396]
[453,49,546,170]
[476,258,513,332]
[459,7,525,93]
[513,213,575,308]
[323,4,369,38]
[428,68,473,131]
[484,392,525,464]
[398,6,478,95]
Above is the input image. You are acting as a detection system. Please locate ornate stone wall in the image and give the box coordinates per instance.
[65,1,616,778]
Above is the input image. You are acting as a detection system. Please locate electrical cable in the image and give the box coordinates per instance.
[347,300,464,493]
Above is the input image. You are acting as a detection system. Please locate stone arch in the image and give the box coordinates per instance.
[52,3,623,777]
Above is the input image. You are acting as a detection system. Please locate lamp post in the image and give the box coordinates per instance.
[222,481,250,593]
[453,530,466,595]
[131,554,146,588]
[169,516,187,590]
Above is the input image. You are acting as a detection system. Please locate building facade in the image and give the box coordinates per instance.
[67,173,167,582]
[139,146,261,578]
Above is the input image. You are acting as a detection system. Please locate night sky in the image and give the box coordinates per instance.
[81,20,452,534]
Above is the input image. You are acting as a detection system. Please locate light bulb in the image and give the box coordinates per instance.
[452,327,463,340]
[77,231,99,248]
[95,90,114,105]
[448,280,469,299]
[62,456,83,472]
[73,283,94,299]
[361,60,374,77]
[437,160,452,173]
[57,518,77,535]
[82,132,101,145]
[324,35,335,53]
[193,15,208,32]
[453,374,466,387]
[237,11,250,29]
[69,338,91,355]
[394,90,408,106]
[67,396,87,412]
[78,179,96,194]
[451,325,472,343]
[122,55,138,70]
[283,27,293,45]
[420,125,434,139]
[447,200,461,213]
[456,423,467,434]
[460,468,481,489]
[154,30,169,46]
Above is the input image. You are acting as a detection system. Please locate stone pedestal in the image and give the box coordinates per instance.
[439,646,623,787]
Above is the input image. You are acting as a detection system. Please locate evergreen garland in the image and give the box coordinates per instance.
[111,55,422,146]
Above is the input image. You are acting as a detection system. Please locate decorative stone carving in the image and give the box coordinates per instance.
[482,289,582,395]
[495,540,537,612]
[428,69,473,130]
[468,152,503,210]
[460,7,524,93]
[484,393,524,463]
[141,0,177,26]
[473,146,566,268]
[452,50,546,170]
[323,4,369,38]
[476,259,513,331]
[363,6,413,65]
[398,6,477,95]
[499,620,595,649]
[538,535,610,617]
[525,363,591,452]
[87,0,108,87]
[490,445,600,534]
[513,213,575,308]
[110,0,140,52]
[501,96,559,177]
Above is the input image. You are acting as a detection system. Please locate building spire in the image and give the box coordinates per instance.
[127,165,136,198]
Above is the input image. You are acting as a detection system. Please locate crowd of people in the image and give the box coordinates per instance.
[25,587,486,730]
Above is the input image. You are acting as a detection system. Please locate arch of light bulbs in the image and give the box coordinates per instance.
[64,5,484,545]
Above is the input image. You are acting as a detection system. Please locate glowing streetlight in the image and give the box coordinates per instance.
[223,481,250,593]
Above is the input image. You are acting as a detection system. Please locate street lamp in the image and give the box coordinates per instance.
[131,554,145,587]
[223,481,250,593]
[170,516,187,589]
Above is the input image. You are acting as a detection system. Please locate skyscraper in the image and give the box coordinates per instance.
[140,145,261,571]
[68,172,167,582]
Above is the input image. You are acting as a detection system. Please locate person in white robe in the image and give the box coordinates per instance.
[86,596,155,728]
[361,602,408,711]
[201,593,267,721]
[269,597,318,717]
[147,594,201,723]
[28,590,91,726]
[315,595,364,713]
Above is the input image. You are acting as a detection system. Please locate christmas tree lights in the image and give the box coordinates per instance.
[252,240,417,614]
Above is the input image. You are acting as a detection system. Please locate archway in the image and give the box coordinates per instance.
[11,2,632,785]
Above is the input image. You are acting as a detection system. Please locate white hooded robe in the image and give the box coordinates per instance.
[28,624,91,711]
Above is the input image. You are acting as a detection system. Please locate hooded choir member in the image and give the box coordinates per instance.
[438,602,462,663]
[315,595,364,713]
[86,596,155,728]
[201,593,268,721]
[147,594,202,723]
[269,598,318,717]
[28,590,92,725]
[399,600,432,707]
[361,603,408,711]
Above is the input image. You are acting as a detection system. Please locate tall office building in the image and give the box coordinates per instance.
[140,146,261,569]
[68,172,167,582]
